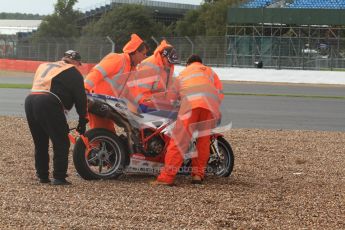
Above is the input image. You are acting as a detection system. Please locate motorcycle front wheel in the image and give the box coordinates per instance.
[73,128,127,180]
[207,136,234,177]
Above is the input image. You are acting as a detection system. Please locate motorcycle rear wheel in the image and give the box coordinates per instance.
[73,128,127,180]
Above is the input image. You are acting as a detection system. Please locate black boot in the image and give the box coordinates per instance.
[39,178,51,183]
[51,178,71,185]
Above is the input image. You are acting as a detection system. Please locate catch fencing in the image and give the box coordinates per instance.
[1,34,345,70]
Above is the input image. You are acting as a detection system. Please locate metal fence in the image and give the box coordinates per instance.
[154,36,228,66]
[1,34,345,70]
[227,35,345,70]
[0,36,114,63]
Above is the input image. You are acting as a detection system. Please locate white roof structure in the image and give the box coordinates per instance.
[0,20,41,35]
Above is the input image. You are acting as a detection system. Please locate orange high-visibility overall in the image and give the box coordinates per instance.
[157,62,224,183]
[129,40,175,109]
[84,53,132,132]
[84,34,144,131]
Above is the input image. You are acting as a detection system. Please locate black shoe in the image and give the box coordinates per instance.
[51,178,71,185]
[39,178,51,183]
[191,175,203,184]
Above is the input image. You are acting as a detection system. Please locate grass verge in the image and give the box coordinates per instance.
[0,84,31,89]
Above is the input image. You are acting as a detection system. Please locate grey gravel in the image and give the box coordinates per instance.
[0,116,344,229]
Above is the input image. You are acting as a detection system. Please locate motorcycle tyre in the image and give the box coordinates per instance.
[73,128,127,180]
[208,136,234,177]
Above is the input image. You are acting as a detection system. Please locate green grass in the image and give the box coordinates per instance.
[0,83,31,89]
[224,92,345,100]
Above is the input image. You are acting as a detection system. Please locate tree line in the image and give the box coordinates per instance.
[0,12,43,20]
[31,0,245,46]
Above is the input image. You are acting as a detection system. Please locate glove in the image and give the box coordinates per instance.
[76,118,89,135]
[138,104,148,113]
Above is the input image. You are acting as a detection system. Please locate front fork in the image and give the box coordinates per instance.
[209,136,221,163]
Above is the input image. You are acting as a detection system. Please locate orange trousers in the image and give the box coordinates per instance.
[88,113,115,133]
[157,108,214,184]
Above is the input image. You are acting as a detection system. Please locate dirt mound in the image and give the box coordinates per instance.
[0,116,344,229]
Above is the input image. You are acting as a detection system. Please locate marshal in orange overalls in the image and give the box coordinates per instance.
[84,34,146,132]
[156,58,224,185]
[128,40,178,111]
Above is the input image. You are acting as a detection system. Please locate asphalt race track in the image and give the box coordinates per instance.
[1,82,345,131]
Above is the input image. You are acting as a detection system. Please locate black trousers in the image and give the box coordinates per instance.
[25,93,70,179]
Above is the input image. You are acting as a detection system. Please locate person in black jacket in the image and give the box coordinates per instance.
[25,50,88,185]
